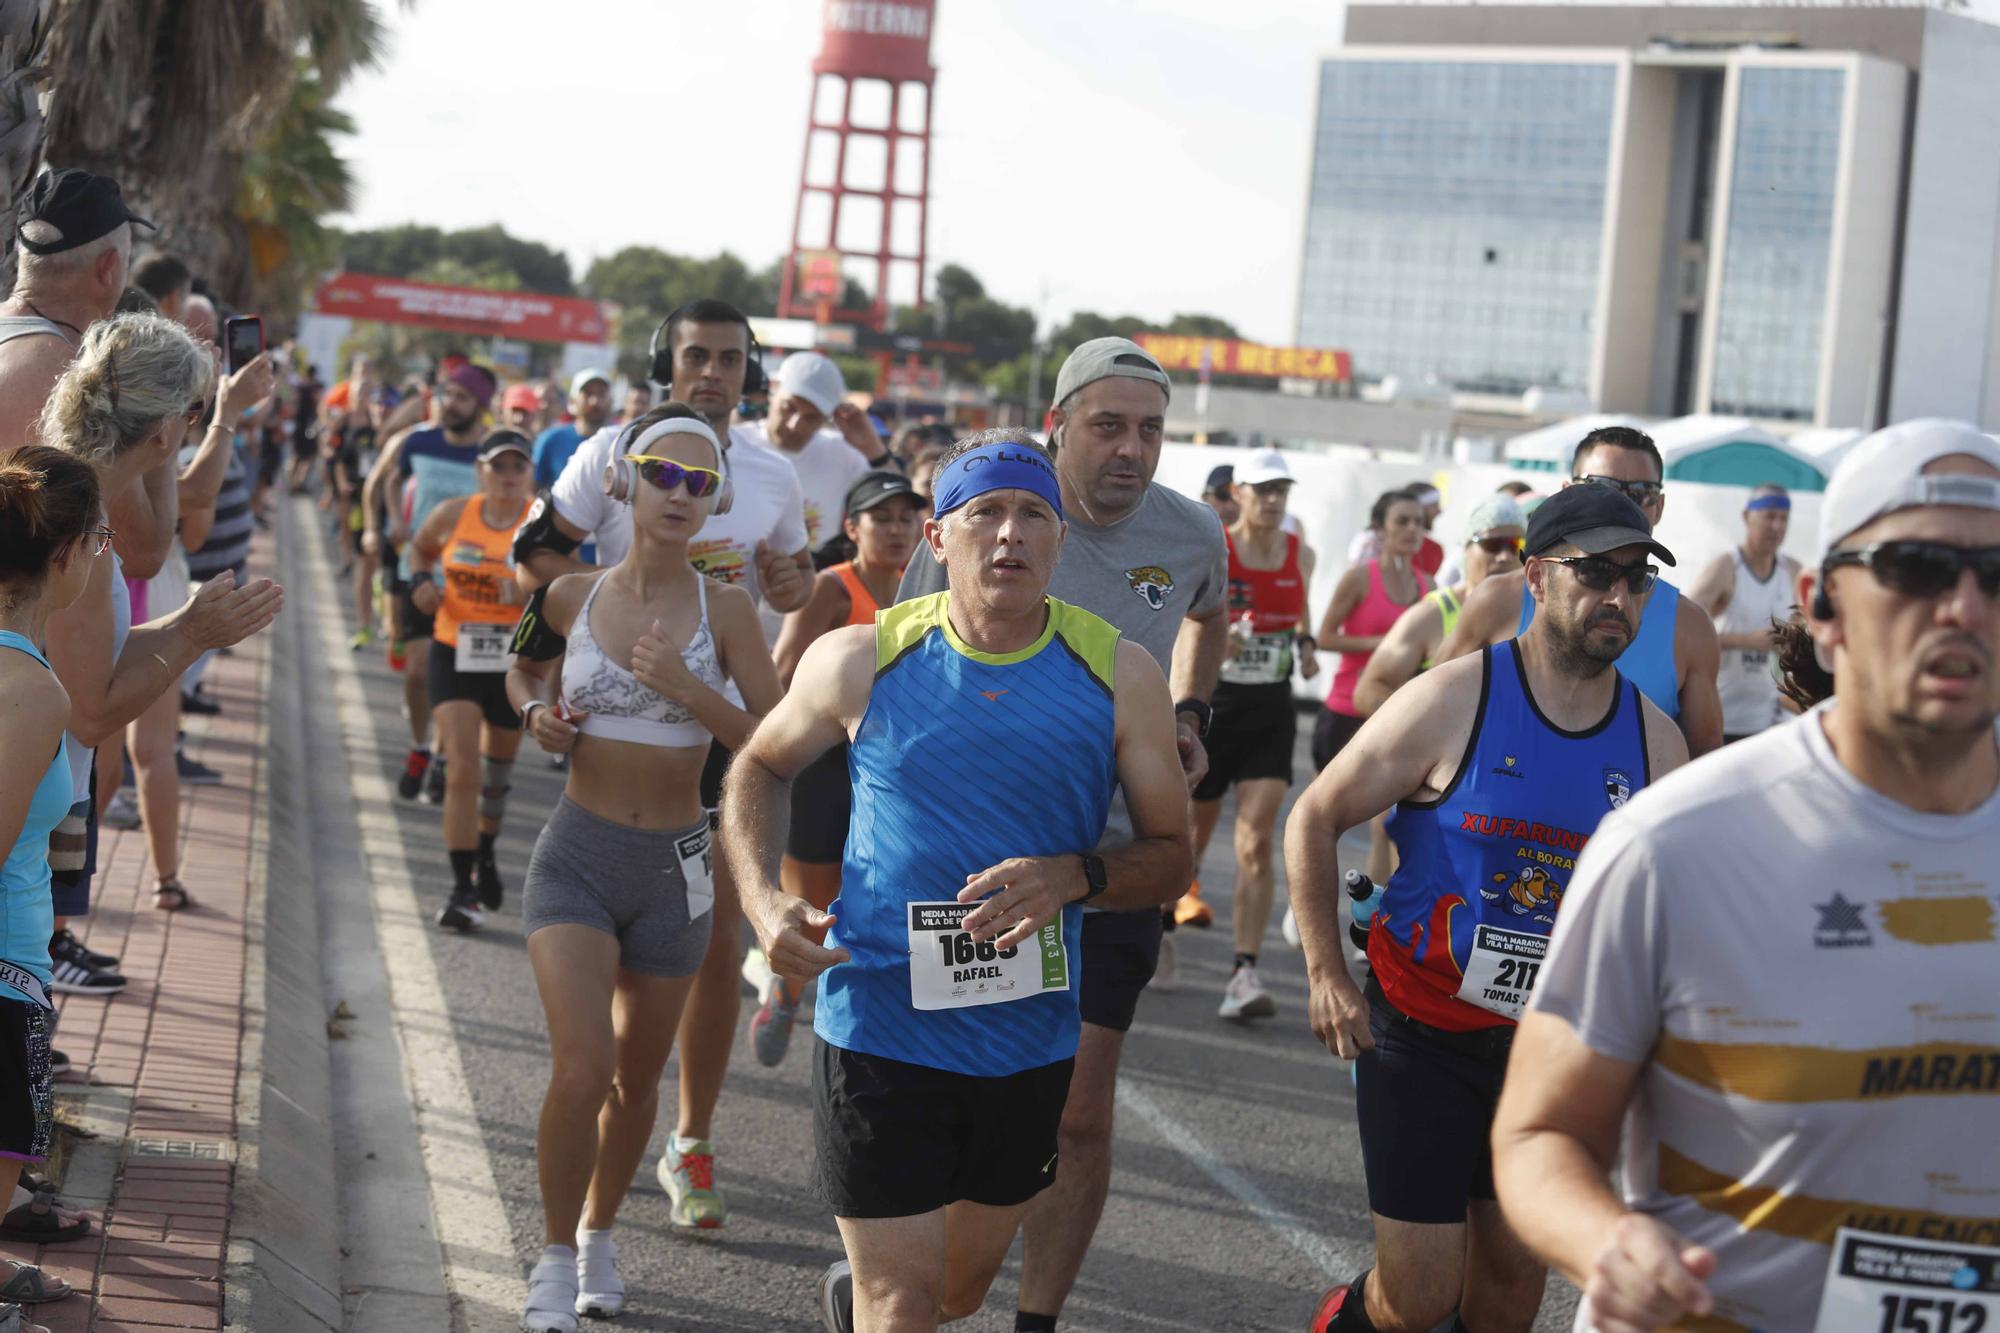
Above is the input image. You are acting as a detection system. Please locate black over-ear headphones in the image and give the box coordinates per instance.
[648,303,766,397]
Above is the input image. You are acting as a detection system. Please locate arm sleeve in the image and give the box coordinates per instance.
[550,432,611,539]
[1530,814,1666,1063]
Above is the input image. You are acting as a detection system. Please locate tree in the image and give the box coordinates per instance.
[582,245,783,383]
[233,61,356,323]
[338,223,573,294]
[0,3,51,288]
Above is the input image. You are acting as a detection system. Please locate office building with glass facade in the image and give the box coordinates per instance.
[1300,6,2000,429]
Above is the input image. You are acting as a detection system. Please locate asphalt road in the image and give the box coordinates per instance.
[278,498,1581,1333]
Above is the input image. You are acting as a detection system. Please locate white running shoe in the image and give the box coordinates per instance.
[573,1229,624,1318]
[1149,932,1179,993]
[1218,964,1277,1022]
[739,947,776,1001]
[522,1249,579,1332]
[1281,907,1302,947]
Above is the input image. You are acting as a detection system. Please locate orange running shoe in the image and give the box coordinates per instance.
[1173,881,1214,928]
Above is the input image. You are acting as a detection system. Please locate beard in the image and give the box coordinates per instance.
[1546,605,1633,679]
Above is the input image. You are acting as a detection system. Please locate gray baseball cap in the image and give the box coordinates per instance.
[1053,337,1171,409]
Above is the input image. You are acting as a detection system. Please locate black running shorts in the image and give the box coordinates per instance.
[0,997,54,1162]
[1193,681,1297,801]
[1353,976,1513,1224]
[700,739,730,817]
[1311,706,1366,773]
[1077,906,1162,1033]
[426,639,521,731]
[813,1039,1073,1218]
[787,743,851,865]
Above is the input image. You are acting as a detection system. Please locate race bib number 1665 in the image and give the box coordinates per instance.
[907,901,1069,1012]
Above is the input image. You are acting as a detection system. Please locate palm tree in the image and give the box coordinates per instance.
[0,0,50,279]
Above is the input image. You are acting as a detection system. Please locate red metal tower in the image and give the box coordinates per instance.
[778,0,936,331]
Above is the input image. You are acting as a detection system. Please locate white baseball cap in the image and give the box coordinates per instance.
[776,351,846,416]
[1236,449,1294,487]
[1818,419,2000,559]
[568,367,610,399]
[1462,492,1526,544]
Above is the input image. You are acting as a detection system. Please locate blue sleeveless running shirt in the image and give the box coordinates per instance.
[1371,640,1650,1031]
[397,427,480,578]
[0,631,70,1007]
[1519,577,1680,719]
[815,592,1121,1076]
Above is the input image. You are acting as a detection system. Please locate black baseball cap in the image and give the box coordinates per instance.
[846,469,918,517]
[1204,464,1234,495]
[16,169,155,256]
[1526,484,1676,565]
[477,429,532,462]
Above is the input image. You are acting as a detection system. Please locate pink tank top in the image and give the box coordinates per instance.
[1326,559,1429,716]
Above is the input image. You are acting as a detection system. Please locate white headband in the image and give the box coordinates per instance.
[625,416,721,459]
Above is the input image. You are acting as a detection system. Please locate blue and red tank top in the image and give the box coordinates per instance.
[1369,639,1650,1031]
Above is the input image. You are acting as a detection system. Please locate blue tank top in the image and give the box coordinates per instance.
[1519,576,1680,719]
[0,632,70,1007]
[397,428,480,577]
[815,592,1121,1076]
[1371,640,1650,1031]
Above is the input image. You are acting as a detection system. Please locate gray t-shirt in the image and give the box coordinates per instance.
[897,480,1227,857]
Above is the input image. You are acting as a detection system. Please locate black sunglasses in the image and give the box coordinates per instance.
[1575,474,1665,503]
[1543,554,1658,595]
[1823,541,2000,601]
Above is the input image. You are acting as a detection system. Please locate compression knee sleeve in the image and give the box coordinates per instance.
[479,756,514,821]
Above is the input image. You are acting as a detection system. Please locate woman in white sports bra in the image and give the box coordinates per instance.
[504,405,780,1332]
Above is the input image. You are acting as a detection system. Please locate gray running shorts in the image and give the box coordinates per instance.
[523,797,714,977]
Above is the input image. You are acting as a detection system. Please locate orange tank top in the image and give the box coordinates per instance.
[831,561,888,628]
[434,497,529,647]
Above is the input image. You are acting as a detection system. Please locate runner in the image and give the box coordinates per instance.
[532,369,611,492]
[1687,483,1800,743]
[1405,483,1446,579]
[331,383,384,648]
[505,407,781,1331]
[1315,488,1433,886]
[742,351,888,554]
[0,445,107,1326]
[1352,493,1526,715]
[513,297,812,1229]
[1189,450,1318,1021]
[1287,483,1686,1333]
[1201,463,1239,528]
[362,361,497,800]
[722,434,1192,1333]
[1491,420,2000,1333]
[1437,426,1724,755]
[894,341,1226,1331]
[502,383,542,435]
[750,470,921,1067]
[407,430,535,930]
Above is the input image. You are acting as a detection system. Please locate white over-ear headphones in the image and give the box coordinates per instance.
[603,416,734,515]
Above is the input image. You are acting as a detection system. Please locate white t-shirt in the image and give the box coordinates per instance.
[1534,707,2000,1333]
[548,423,809,609]
[738,421,871,550]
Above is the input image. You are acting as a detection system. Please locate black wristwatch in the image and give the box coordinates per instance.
[865,451,892,468]
[1079,853,1109,903]
[1174,698,1212,738]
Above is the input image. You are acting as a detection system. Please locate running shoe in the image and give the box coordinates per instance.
[816,1259,854,1333]
[349,628,375,652]
[1308,1279,1359,1333]
[476,852,504,911]
[179,687,221,717]
[1219,964,1277,1022]
[740,947,776,1001]
[749,988,798,1068]
[1281,906,1302,947]
[521,1250,579,1333]
[102,791,141,831]
[423,756,448,805]
[386,639,408,673]
[175,751,223,786]
[656,1137,726,1229]
[1173,880,1214,928]
[1149,932,1179,993]
[396,750,430,801]
[51,929,116,972]
[573,1230,623,1318]
[49,935,126,995]
[436,890,483,933]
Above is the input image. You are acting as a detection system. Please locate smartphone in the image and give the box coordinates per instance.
[224,315,264,374]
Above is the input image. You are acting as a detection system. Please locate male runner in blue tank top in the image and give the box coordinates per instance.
[1285,484,1688,1333]
[1439,426,1724,756]
[721,432,1192,1333]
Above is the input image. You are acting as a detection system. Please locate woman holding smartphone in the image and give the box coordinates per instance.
[505,405,780,1331]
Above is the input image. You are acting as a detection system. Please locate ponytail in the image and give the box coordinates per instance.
[0,445,102,586]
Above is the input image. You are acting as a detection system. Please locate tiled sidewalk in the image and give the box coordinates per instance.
[0,551,270,1331]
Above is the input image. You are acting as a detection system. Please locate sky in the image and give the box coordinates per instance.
[332,0,1345,345]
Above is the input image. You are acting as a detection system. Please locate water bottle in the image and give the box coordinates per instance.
[1344,869,1377,953]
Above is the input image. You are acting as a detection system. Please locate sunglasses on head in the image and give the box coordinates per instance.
[631,455,724,498]
[1543,554,1658,595]
[1823,541,2000,600]
[1575,474,1665,503]
[1475,535,1524,558]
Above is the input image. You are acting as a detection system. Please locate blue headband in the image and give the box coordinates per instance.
[931,443,1065,521]
[1747,494,1791,513]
